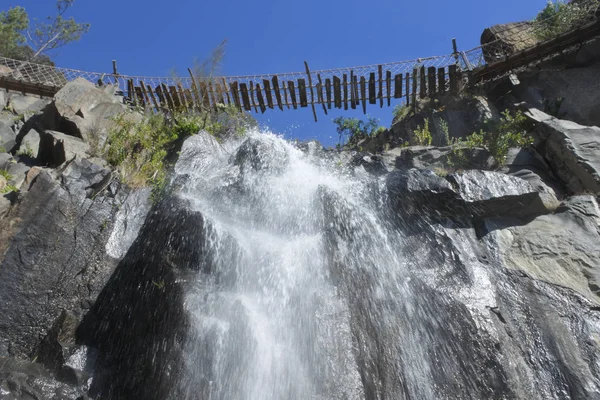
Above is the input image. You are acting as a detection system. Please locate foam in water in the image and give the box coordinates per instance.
[170,128,442,399]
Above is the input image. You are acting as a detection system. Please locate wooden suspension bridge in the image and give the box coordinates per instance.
[1,14,600,121]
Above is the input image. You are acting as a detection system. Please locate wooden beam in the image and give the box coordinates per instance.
[333,76,341,109]
[146,84,160,110]
[304,61,318,122]
[177,83,188,111]
[255,83,266,113]
[135,86,145,108]
[419,66,426,99]
[405,73,410,106]
[350,70,355,109]
[155,85,165,108]
[207,81,218,111]
[438,67,446,95]
[360,75,367,114]
[272,76,283,111]
[449,64,458,94]
[353,75,359,110]
[230,81,242,110]
[325,78,332,109]
[288,80,298,109]
[221,78,231,105]
[215,83,225,105]
[139,80,151,108]
[394,73,402,98]
[412,68,418,107]
[239,83,251,111]
[162,83,175,110]
[262,79,274,109]
[317,74,327,115]
[187,68,201,110]
[428,66,437,97]
[378,65,383,107]
[368,73,376,104]
[249,80,258,112]
[169,86,181,109]
[342,74,348,110]
[281,80,290,109]
[386,70,391,107]
[298,79,308,107]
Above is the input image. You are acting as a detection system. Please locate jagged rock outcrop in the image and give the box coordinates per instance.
[481,22,539,64]
[527,108,600,193]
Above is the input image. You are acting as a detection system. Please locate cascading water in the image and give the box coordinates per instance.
[132,127,600,400]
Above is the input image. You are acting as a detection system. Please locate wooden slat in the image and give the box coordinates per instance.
[360,76,367,114]
[169,86,181,109]
[127,79,134,105]
[255,83,266,113]
[187,68,201,110]
[184,89,195,108]
[281,81,290,109]
[208,81,218,111]
[368,73,376,104]
[333,76,341,109]
[317,74,327,114]
[221,78,231,105]
[199,81,211,109]
[304,61,318,122]
[325,78,332,109]
[378,65,383,107]
[177,83,189,110]
[288,80,298,109]
[155,85,165,107]
[230,81,242,110]
[449,64,458,94]
[147,84,160,110]
[438,67,446,95]
[353,75,359,106]
[420,66,426,99]
[215,84,225,105]
[412,68,418,106]
[349,71,355,109]
[405,73,410,106]
[263,79,274,109]
[162,83,175,110]
[239,83,251,111]
[135,87,145,107]
[298,79,308,107]
[139,80,151,108]
[428,66,437,97]
[394,74,402,98]
[272,76,283,111]
[386,70,391,107]
[343,74,348,110]
[249,80,258,112]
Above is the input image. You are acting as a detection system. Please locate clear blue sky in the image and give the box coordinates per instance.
[8,0,547,147]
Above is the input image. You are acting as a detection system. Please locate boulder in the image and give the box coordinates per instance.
[526,108,600,193]
[8,93,50,115]
[481,22,539,63]
[350,153,388,175]
[0,91,6,110]
[386,168,462,215]
[17,128,41,158]
[234,136,289,174]
[39,129,90,167]
[0,120,15,151]
[42,78,128,146]
[448,170,560,218]
[392,145,494,170]
[488,195,600,303]
[0,162,30,191]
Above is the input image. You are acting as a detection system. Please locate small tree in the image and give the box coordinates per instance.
[0,1,89,62]
[0,7,28,59]
[28,0,90,58]
[333,116,383,148]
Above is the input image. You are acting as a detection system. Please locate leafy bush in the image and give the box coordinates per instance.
[413,119,432,146]
[392,104,411,122]
[533,0,597,41]
[0,169,17,194]
[449,110,532,167]
[333,116,384,148]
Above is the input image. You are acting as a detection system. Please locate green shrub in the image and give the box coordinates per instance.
[0,169,17,194]
[533,0,597,41]
[392,103,411,122]
[449,110,532,167]
[15,143,34,157]
[413,119,432,146]
[333,116,385,148]
[104,106,255,196]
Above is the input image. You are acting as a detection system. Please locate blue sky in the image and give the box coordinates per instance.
[8,0,548,147]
